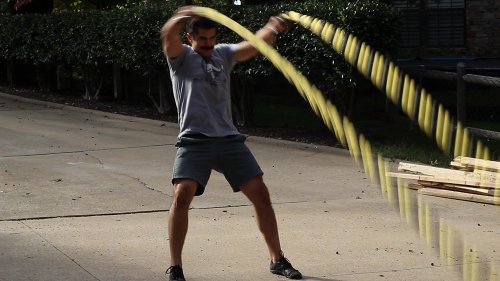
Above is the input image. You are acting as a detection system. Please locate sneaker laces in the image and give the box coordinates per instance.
[166,265,185,280]
[276,256,292,267]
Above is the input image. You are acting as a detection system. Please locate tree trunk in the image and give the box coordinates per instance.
[83,65,103,101]
[231,73,253,127]
[158,70,176,115]
[83,65,91,100]
[113,63,124,100]
[35,63,53,93]
[147,70,176,115]
[56,64,69,91]
[6,59,14,86]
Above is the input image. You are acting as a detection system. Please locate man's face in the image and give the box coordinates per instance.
[187,27,217,58]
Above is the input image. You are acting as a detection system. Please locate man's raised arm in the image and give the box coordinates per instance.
[160,7,194,59]
[233,16,291,63]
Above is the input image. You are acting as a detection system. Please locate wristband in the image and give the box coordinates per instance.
[265,25,279,36]
[170,15,191,23]
[275,16,286,24]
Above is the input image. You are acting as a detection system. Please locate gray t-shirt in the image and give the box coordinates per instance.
[167,44,240,138]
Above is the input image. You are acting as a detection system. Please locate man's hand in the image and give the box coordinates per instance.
[172,5,196,20]
[234,14,294,62]
[267,15,295,35]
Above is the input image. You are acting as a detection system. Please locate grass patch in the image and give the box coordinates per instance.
[354,112,454,166]
[253,101,325,130]
[372,140,452,166]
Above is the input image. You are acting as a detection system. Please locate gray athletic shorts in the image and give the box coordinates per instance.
[172,134,263,196]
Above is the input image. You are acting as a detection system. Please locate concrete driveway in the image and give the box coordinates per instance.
[1,92,498,281]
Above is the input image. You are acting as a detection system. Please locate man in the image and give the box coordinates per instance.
[160,6,302,281]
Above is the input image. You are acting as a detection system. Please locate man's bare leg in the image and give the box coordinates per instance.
[169,179,198,266]
[240,175,282,262]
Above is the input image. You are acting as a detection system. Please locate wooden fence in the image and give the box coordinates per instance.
[404,62,500,144]
[405,63,500,123]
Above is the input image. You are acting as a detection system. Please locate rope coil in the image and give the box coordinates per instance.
[281,11,493,161]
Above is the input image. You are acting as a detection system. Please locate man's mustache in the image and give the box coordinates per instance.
[201,46,214,50]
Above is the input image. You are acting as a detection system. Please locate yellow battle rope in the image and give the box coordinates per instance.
[281,11,491,161]
[190,6,499,281]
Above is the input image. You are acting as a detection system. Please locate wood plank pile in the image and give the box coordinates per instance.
[388,156,500,205]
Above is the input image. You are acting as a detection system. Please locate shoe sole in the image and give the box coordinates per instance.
[270,270,302,279]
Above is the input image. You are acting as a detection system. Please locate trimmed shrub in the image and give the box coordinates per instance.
[0,0,400,110]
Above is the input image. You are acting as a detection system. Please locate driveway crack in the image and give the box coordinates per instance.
[20,221,102,281]
[129,175,167,195]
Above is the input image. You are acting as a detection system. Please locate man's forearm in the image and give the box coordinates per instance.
[161,11,192,59]
[234,16,290,62]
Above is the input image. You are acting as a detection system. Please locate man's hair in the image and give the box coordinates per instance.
[186,17,217,35]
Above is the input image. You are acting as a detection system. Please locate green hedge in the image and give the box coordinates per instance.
[0,0,400,90]
[0,5,168,72]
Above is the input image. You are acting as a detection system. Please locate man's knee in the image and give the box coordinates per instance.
[172,179,197,209]
[242,174,265,189]
[241,175,272,205]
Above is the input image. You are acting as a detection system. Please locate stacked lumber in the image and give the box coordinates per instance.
[388,156,500,205]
